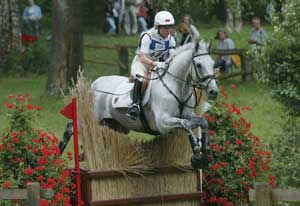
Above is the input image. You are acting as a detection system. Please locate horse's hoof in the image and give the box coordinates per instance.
[191,153,208,169]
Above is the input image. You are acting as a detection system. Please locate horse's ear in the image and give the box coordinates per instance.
[207,39,212,51]
[195,41,199,52]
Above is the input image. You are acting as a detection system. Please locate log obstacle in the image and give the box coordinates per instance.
[74,165,203,206]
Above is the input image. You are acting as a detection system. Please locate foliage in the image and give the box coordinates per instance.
[271,117,300,189]
[251,0,300,116]
[1,40,49,76]
[0,94,73,206]
[202,85,275,206]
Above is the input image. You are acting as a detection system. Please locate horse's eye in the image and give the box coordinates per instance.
[196,63,201,68]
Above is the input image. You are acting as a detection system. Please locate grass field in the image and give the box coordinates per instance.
[0,24,284,142]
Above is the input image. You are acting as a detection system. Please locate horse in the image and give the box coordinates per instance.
[90,41,218,169]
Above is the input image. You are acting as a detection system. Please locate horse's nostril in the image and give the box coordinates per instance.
[208,90,218,99]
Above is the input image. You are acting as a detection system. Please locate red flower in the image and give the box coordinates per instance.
[269,174,276,188]
[27,104,34,110]
[236,168,244,175]
[17,94,24,102]
[230,84,237,89]
[235,139,243,146]
[208,130,215,136]
[12,137,20,143]
[8,95,14,99]
[55,192,63,201]
[67,151,73,160]
[4,102,14,109]
[25,167,34,176]
[209,196,217,203]
[3,181,11,189]
[37,175,45,182]
[40,199,49,206]
[36,106,43,111]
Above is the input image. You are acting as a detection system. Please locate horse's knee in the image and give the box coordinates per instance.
[199,117,208,129]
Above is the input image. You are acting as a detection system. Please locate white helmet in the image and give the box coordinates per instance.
[154,11,175,26]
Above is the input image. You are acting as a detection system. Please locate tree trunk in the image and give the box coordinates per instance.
[45,0,83,96]
[0,0,22,68]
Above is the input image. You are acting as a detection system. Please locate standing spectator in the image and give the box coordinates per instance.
[123,0,139,35]
[225,0,242,33]
[137,1,148,32]
[105,0,117,34]
[22,0,42,36]
[214,30,235,76]
[248,16,267,47]
[176,14,200,45]
[145,0,155,28]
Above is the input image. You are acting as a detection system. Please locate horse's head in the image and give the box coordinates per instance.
[191,40,218,100]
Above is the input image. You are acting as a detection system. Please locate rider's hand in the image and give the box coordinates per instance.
[154,61,167,70]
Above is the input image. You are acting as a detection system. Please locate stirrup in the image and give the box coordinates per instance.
[126,104,140,120]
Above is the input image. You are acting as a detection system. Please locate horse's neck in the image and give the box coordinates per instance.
[163,51,193,96]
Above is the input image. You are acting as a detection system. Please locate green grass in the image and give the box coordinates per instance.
[0,24,283,142]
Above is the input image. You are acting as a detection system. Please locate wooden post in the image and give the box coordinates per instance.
[240,51,246,81]
[118,46,129,76]
[81,168,92,206]
[27,182,40,206]
[255,182,273,206]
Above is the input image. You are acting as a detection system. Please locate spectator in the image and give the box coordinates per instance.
[105,0,117,34]
[248,16,267,47]
[137,1,148,32]
[123,0,139,35]
[22,0,42,36]
[176,14,200,45]
[145,0,155,28]
[225,1,243,33]
[214,29,235,75]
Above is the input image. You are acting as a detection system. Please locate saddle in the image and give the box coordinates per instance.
[112,72,153,109]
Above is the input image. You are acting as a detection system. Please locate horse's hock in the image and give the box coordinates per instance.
[67,75,203,206]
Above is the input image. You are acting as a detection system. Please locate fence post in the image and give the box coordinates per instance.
[240,51,247,81]
[118,46,129,76]
[255,182,272,206]
[80,168,92,206]
[27,182,40,206]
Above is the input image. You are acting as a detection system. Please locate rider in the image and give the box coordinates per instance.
[126,10,176,120]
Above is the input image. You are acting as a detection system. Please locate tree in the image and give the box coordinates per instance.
[0,0,22,68]
[45,0,83,96]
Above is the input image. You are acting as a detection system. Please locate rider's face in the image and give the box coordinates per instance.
[158,25,173,38]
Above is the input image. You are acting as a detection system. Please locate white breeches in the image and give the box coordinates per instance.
[130,55,150,81]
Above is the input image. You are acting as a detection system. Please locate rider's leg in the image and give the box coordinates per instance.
[126,79,143,120]
[127,56,148,120]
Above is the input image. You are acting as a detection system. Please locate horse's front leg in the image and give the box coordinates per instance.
[158,114,201,154]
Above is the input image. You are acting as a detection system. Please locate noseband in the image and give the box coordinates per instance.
[192,53,216,90]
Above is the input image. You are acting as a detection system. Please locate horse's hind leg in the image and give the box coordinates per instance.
[101,119,130,134]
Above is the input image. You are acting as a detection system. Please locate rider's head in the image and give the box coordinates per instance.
[154,11,175,38]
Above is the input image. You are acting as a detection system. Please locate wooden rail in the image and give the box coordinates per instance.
[84,44,253,81]
[0,182,54,206]
[74,165,203,206]
[249,182,300,206]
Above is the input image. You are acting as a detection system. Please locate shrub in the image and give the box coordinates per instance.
[1,40,49,76]
[202,85,275,206]
[0,94,73,206]
[271,117,300,189]
[251,0,300,116]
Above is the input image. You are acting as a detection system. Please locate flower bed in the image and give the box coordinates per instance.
[0,94,72,206]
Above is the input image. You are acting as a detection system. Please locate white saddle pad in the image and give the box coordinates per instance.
[112,78,152,108]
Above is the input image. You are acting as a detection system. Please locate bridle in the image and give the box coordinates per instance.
[155,52,216,114]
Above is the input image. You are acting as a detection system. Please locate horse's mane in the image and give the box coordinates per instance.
[170,41,208,59]
[170,43,195,58]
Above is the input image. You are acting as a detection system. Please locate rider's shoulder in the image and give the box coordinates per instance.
[140,27,156,38]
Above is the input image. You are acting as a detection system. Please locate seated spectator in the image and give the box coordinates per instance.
[105,0,117,34]
[22,0,42,36]
[248,16,267,47]
[214,29,235,75]
[137,0,148,32]
[176,14,200,45]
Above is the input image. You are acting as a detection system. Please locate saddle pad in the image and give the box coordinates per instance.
[112,77,153,108]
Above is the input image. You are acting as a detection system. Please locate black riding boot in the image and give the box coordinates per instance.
[126,79,143,120]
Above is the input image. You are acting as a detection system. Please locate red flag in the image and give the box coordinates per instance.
[60,102,73,119]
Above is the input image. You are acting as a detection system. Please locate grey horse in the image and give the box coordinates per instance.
[59,41,218,169]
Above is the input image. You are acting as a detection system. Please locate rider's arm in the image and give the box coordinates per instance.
[138,34,156,68]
